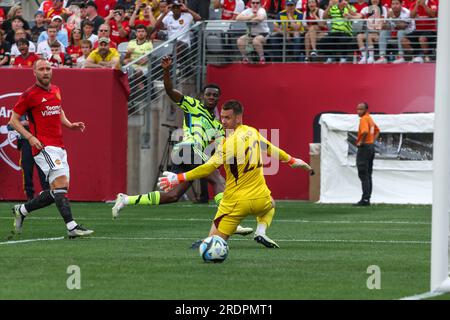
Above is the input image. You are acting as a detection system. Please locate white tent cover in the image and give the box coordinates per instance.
[319,113,434,204]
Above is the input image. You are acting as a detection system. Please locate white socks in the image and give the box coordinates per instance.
[19,204,28,216]
[66,220,77,231]
[256,223,267,236]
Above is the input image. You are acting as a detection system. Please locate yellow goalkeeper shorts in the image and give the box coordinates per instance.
[213,196,274,236]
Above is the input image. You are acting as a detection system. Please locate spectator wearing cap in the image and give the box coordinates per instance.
[83,1,106,34]
[105,4,131,44]
[37,24,67,59]
[93,23,118,48]
[84,36,121,68]
[82,19,99,45]
[31,11,47,43]
[236,0,270,64]
[10,28,37,58]
[12,38,40,67]
[38,15,69,47]
[0,29,11,66]
[156,0,201,48]
[269,0,304,62]
[130,0,157,29]
[213,0,245,20]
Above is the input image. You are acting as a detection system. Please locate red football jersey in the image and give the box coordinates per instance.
[222,0,238,20]
[410,0,438,31]
[13,84,65,155]
[353,2,368,13]
[109,20,130,45]
[13,53,40,68]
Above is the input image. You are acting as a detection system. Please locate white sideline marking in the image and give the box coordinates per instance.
[400,291,447,300]
[0,216,430,225]
[0,236,64,245]
[91,236,430,245]
[0,236,430,246]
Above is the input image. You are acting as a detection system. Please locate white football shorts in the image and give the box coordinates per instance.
[34,146,70,184]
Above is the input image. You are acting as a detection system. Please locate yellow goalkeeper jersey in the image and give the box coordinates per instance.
[185,124,291,202]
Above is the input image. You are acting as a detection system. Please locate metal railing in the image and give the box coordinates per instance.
[203,18,437,64]
[122,21,204,117]
[122,18,437,115]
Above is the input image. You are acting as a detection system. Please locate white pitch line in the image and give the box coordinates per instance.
[0,216,430,225]
[0,235,430,246]
[400,291,447,300]
[91,236,430,245]
[0,236,64,245]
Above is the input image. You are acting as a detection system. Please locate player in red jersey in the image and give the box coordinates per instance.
[8,59,94,238]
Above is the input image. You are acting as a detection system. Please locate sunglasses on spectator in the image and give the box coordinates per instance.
[99,29,109,32]
[252,2,260,4]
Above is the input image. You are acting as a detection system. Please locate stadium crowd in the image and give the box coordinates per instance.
[0,0,439,68]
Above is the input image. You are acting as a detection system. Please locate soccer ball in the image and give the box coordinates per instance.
[199,235,228,263]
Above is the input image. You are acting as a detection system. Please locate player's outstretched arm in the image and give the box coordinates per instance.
[158,161,219,192]
[161,55,183,103]
[259,133,314,175]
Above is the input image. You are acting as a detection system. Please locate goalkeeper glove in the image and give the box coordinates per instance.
[157,171,186,192]
[287,157,315,176]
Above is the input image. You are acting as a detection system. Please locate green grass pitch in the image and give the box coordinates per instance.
[0,201,449,300]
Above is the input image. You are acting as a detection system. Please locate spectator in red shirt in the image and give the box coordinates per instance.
[12,38,40,68]
[105,4,131,44]
[0,7,6,28]
[304,0,327,61]
[401,0,438,63]
[214,0,245,20]
[96,0,119,18]
[67,28,83,63]
[93,23,118,48]
[130,0,157,28]
[353,0,369,12]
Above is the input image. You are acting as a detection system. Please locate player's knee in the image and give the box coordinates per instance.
[51,175,69,190]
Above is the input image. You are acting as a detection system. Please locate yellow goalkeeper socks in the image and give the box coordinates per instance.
[257,208,275,229]
[214,192,223,206]
[127,191,160,205]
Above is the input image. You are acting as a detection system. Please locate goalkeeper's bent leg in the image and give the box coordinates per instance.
[256,208,275,236]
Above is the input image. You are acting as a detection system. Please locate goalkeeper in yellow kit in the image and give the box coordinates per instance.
[158,100,314,248]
